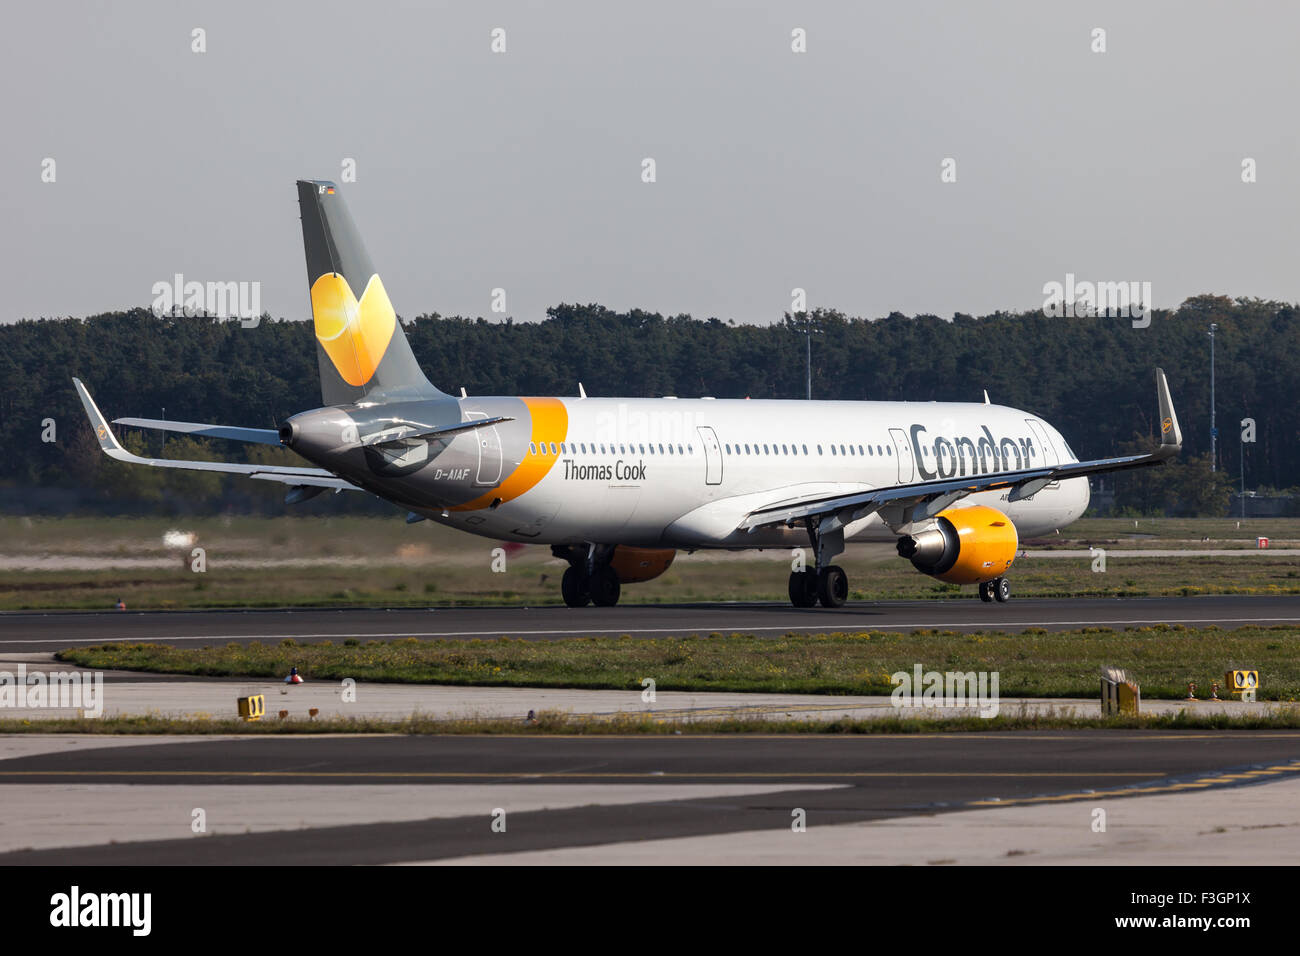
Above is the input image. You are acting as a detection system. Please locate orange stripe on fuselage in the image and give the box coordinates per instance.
[450,397,568,511]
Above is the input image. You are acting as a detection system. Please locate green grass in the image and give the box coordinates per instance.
[4,513,1300,610]
[4,707,1300,735]
[55,624,1300,700]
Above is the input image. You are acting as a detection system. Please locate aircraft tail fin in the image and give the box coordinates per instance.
[296,180,442,405]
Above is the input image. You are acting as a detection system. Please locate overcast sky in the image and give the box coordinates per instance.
[3,0,1297,324]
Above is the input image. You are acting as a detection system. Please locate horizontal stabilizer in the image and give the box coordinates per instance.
[113,418,282,446]
[73,378,362,493]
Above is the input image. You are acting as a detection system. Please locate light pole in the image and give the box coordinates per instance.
[791,315,822,400]
[1208,323,1217,471]
[1240,430,1246,518]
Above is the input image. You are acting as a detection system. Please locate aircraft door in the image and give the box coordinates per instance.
[889,427,914,483]
[1025,419,1059,467]
[697,426,723,485]
[467,412,504,487]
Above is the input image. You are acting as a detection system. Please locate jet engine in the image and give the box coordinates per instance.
[896,505,1018,584]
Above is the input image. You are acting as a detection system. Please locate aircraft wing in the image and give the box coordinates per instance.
[73,378,362,493]
[739,367,1182,532]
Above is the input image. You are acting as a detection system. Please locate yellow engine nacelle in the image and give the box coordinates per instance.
[896,505,1018,585]
[609,546,676,583]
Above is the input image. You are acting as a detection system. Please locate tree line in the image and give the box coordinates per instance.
[2,293,1290,515]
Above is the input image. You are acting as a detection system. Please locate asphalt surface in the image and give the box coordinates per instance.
[3,595,1299,650]
[1,731,1296,864]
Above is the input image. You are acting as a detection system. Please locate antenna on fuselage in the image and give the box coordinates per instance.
[983,389,990,405]
[459,387,467,398]
[578,383,587,399]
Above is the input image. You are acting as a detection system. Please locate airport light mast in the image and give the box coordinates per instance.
[1240,428,1247,518]
[791,314,822,400]
[1208,323,1218,471]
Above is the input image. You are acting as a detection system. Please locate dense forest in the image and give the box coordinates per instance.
[1,294,1291,515]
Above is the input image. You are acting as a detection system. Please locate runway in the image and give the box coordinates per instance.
[2,595,1299,650]
[0,731,1297,864]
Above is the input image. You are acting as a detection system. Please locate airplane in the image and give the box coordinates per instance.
[73,180,1183,610]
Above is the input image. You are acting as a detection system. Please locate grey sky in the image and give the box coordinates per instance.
[3,0,1297,324]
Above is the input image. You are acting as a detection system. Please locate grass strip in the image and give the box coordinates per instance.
[56,623,1300,700]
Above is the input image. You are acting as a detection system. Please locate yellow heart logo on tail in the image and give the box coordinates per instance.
[310,273,397,387]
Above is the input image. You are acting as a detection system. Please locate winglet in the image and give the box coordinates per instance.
[73,377,132,460]
[1155,367,1182,457]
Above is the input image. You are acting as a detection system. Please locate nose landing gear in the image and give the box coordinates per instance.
[978,577,1011,603]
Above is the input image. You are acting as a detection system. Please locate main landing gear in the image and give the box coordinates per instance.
[978,577,1011,603]
[788,566,848,608]
[556,544,621,607]
[561,564,620,607]
[789,517,850,608]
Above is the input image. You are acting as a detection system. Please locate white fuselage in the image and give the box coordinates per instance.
[430,397,1091,549]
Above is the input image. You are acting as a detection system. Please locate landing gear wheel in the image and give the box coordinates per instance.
[589,566,622,607]
[788,569,818,608]
[816,565,848,608]
[992,577,1011,603]
[978,581,994,603]
[561,567,591,607]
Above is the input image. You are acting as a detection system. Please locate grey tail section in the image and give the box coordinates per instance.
[296,180,443,406]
